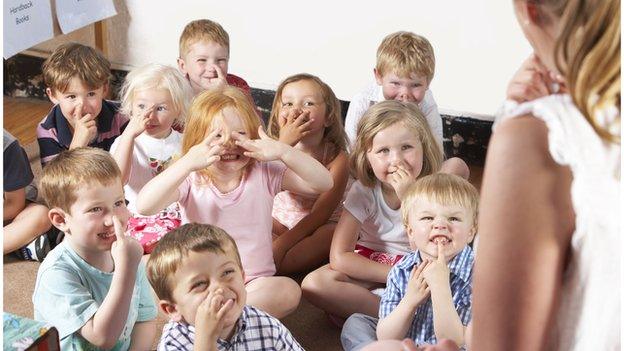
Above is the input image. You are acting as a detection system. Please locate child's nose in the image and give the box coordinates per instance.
[433,219,448,230]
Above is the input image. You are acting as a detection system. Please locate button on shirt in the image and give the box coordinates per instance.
[379,246,474,345]
[158,305,304,351]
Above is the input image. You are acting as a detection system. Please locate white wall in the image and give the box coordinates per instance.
[34,0,533,119]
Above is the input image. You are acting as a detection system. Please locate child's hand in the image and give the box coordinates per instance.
[423,242,450,292]
[71,103,97,147]
[506,54,565,102]
[405,260,431,308]
[388,164,413,200]
[278,108,314,146]
[195,288,235,342]
[125,105,153,138]
[207,64,228,89]
[234,126,288,162]
[181,128,223,171]
[110,215,143,270]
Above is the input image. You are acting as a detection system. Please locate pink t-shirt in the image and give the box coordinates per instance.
[177,161,287,281]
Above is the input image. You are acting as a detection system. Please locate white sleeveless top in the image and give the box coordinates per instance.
[497,95,621,351]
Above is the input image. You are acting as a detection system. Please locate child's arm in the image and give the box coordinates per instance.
[128,320,157,351]
[79,216,144,349]
[423,243,465,346]
[136,129,222,215]
[111,107,152,185]
[234,127,333,194]
[3,189,26,221]
[377,260,431,340]
[273,151,349,267]
[194,288,235,351]
[69,103,98,149]
[329,210,391,283]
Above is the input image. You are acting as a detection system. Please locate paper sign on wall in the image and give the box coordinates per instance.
[55,0,116,34]
[3,0,54,59]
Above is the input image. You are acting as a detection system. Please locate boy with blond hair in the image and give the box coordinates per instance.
[177,19,252,97]
[346,31,469,178]
[37,43,128,166]
[345,31,441,145]
[341,173,477,350]
[33,147,157,350]
[147,223,303,351]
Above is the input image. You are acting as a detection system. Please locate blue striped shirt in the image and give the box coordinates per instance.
[158,305,304,351]
[379,246,474,345]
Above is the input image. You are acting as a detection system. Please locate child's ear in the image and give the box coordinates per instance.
[101,83,109,97]
[46,88,59,105]
[374,68,383,85]
[48,208,69,233]
[159,300,183,322]
[177,57,187,75]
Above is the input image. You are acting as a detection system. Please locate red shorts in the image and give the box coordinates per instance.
[355,244,404,266]
[127,209,181,254]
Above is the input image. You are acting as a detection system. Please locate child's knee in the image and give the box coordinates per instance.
[441,157,470,179]
[278,277,302,308]
[301,267,331,297]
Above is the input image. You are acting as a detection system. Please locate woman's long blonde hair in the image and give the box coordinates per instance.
[537,0,620,143]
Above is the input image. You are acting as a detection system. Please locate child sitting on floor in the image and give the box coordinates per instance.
[33,147,157,350]
[37,42,128,166]
[342,173,477,350]
[110,63,193,253]
[147,223,304,351]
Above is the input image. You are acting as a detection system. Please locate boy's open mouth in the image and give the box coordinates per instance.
[97,231,115,239]
[430,235,450,244]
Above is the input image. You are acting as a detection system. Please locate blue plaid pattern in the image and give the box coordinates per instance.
[158,305,304,351]
[379,246,474,345]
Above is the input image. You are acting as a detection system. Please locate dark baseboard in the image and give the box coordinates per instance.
[4,54,492,165]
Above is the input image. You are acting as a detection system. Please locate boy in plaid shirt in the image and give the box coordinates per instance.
[147,223,303,351]
[342,174,477,350]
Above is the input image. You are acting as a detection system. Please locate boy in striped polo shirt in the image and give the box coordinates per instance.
[37,42,128,166]
[342,173,478,350]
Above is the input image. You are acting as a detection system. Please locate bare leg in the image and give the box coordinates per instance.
[246,276,301,318]
[272,218,288,239]
[302,264,382,318]
[3,202,51,254]
[277,223,335,275]
[440,157,470,180]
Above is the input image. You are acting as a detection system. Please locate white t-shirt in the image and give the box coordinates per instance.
[343,180,411,255]
[344,82,443,147]
[110,130,182,213]
[497,95,620,351]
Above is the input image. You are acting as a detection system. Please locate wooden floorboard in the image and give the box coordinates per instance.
[3,97,53,145]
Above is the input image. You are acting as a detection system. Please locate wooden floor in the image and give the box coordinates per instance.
[4,97,53,146]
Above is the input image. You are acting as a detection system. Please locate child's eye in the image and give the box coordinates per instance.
[156,106,166,112]
[191,281,208,291]
[217,58,227,63]
[401,144,413,150]
[114,200,126,208]
[304,101,314,107]
[197,58,206,62]
[391,82,400,86]
[449,217,461,222]
[87,92,97,97]
[137,103,145,110]
[282,102,293,107]
[88,207,102,213]
[237,131,246,135]
[377,148,389,154]
[66,95,76,99]
[215,133,222,138]
[411,83,422,88]
[222,269,235,277]
[420,216,433,221]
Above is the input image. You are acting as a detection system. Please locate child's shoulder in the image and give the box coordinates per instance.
[226,73,250,91]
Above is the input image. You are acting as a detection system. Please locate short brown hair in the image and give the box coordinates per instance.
[401,173,479,228]
[350,100,443,187]
[146,223,242,302]
[179,19,230,58]
[267,73,348,154]
[376,31,435,83]
[39,147,121,212]
[42,42,111,93]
